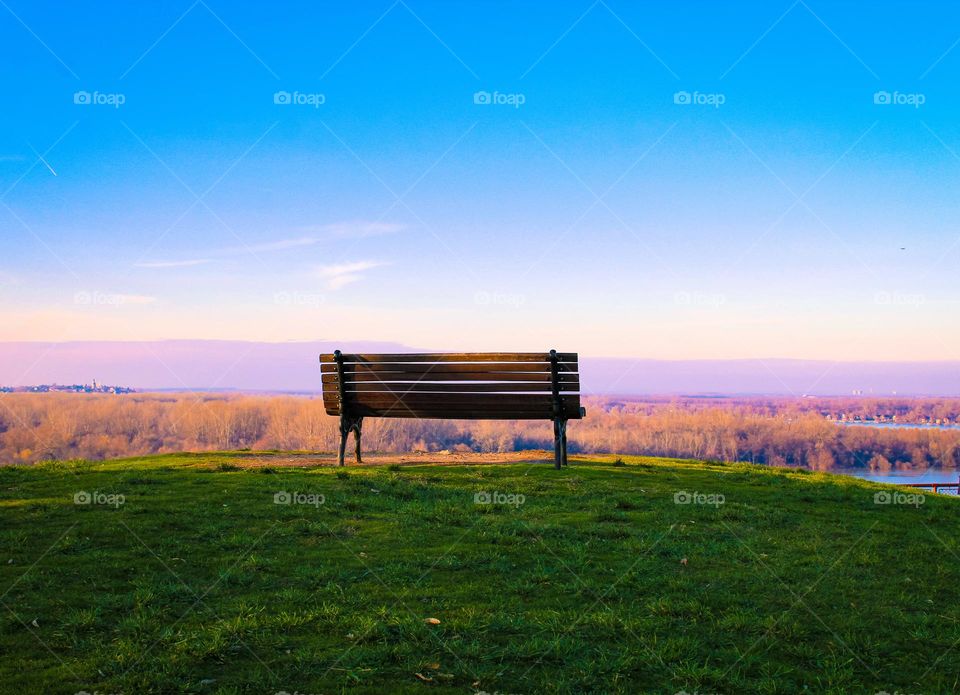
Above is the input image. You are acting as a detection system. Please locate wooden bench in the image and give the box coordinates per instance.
[320,350,585,469]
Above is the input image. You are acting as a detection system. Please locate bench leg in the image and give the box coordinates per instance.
[338,415,349,466]
[353,416,364,464]
[338,415,364,466]
[553,419,562,469]
[559,419,569,467]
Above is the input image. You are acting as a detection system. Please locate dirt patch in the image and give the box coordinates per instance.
[223,450,570,469]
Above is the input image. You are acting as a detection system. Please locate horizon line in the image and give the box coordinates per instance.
[1,339,958,365]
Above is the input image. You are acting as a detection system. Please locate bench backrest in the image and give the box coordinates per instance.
[320,352,582,420]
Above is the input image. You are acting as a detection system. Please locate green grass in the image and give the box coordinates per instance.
[2,452,960,694]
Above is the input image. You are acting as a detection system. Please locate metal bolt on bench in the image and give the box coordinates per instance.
[320,350,586,468]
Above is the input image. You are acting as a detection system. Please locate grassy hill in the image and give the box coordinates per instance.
[2,452,959,694]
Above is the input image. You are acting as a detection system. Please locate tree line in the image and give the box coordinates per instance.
[1,393,959,470]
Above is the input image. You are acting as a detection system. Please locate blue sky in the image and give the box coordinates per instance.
[2,0,960,359]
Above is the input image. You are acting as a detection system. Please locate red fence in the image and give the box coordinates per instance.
[899,476,960,495]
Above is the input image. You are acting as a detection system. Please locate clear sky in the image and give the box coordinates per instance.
[2,0,960,359]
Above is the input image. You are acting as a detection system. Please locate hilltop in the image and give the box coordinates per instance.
[1,453,959,693]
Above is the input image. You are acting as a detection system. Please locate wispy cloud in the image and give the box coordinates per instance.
[317,260,388,290]
[242,237,319,253]
[134,221,404,269]
[135,259,211,269]
[299,221,407,238]
[215,237,322,255]
[226,222,405,254]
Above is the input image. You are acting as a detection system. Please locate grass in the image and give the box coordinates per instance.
[2,452,960,694]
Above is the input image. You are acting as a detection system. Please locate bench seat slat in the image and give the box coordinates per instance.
[320,362,577,374]
[323,405,571,416]
[320,352,576,363]
[323,396,580,408]
[342,382,576,393]
[321,403,581,418]
[323,393,580,409]
[323,407,572,420]
[322,372,579,384]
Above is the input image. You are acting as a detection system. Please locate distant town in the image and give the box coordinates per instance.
[829,413,957,426]
[0,380,135,394]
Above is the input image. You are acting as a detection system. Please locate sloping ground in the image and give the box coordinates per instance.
[1,452,959,694]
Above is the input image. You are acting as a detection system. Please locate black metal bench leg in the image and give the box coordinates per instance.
[338,415,349,466]
[559,419,569,467]
[338,415,363,465]
[553,419,562,469]
[353,416,364,464]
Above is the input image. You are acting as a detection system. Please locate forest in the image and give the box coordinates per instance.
[2,392,960,470]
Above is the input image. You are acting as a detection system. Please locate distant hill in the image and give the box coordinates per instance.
[1,340,959,395]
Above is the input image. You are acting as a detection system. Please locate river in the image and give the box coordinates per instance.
[828,467,958,496]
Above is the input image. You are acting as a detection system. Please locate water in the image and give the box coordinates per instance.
[829,422,960,493]
[832,467,960,494]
